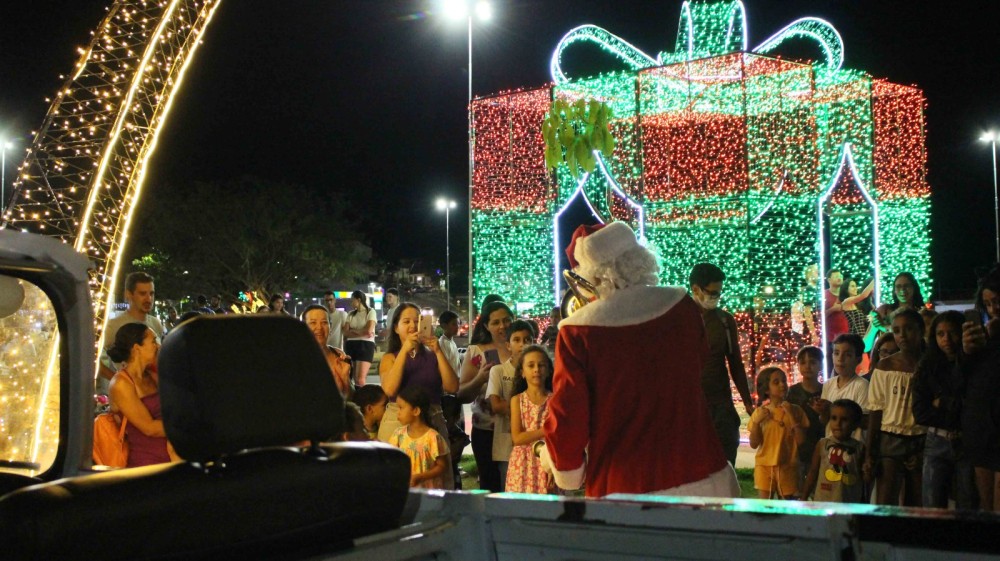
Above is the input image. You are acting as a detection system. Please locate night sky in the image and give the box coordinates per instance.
[2,1,999,299]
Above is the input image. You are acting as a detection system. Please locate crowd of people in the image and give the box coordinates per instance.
[95,239,1000,513]
[750,267,1000,510]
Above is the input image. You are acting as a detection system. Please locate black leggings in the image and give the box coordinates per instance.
[472,427,502,492]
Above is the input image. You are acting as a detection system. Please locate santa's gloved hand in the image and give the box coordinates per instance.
[535,441,554,474]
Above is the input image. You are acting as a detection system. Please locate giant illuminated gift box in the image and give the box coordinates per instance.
[470,1,930,341]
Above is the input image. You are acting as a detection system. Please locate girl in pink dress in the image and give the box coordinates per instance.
[505,345,555,494]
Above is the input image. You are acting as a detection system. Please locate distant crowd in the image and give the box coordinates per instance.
[94,260,1000,512]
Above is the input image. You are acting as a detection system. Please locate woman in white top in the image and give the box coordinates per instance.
[457,300,513,492]
[343,290,377,386]
[864,308,926,506]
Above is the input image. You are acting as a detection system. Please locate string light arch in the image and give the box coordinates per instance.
[2,1,222,375]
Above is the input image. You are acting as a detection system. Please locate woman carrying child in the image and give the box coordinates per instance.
[748,365,809,499]
[864,308,927,506]
[388,386,450,489]
[506,345,555,494]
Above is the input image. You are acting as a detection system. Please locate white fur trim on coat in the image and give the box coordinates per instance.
[540,445,585,490]
[560,285,687,328]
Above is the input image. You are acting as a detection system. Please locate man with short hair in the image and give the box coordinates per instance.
[380,287,400,341]
[437,310,461,374]
[323,291,347,350]
[689,262,755,466]
[437,309,468,490]
[195,294,214,314]
[98,272,165,391]
[792,264,821,346]
[209,294,225,314]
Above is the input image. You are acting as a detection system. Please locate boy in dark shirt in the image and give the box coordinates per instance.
[787,345,827,487]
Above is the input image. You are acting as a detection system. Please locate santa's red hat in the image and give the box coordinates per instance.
[567,221,640,271]
[565,223,604,269]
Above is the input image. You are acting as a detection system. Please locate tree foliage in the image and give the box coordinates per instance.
[127,176,369,301]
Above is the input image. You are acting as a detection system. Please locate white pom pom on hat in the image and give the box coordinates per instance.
[573,221,640,271]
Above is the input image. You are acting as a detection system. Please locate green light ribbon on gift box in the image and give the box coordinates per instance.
[550,0,844,85]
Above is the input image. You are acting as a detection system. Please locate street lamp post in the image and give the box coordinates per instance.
[1,140,13,217]
[981,132,1000,263]
[442,0,491,329]
[437,198,458,310]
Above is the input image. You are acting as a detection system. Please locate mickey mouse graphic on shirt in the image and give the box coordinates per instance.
[823,441,859,486]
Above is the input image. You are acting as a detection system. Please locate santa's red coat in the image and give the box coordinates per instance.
[543,285,729,497]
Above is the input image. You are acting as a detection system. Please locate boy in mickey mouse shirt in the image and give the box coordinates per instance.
[804,399,866,503]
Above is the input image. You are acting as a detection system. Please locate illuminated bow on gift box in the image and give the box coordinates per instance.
[549,0,844,84]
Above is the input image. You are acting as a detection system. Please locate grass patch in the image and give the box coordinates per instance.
[735,467,755,498]
[459,454,479,489]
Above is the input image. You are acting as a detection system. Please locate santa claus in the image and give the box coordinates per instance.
[540,221,739,497]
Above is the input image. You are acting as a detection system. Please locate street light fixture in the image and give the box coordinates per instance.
[440,0,491,329]
[436,198,458,311]
[474,1,492,22]
[1,139,14,217]
[980,131,1000,263]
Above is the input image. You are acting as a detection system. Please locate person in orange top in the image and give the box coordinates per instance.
[748,365,809,499]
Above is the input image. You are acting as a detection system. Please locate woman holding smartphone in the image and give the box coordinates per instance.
[458,300,514,492]
[378,303,460,487]
[962,266,1000,510]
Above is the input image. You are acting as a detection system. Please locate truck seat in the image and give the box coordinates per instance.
[0,315,410,561]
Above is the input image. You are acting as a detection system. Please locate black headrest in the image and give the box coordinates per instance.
[158,315,344,461]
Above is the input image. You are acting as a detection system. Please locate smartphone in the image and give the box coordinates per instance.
[483,349,500,365]
[964,308,984,327]
[418,308,434,340]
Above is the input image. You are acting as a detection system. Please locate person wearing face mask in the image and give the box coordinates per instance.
[689,263,756,466]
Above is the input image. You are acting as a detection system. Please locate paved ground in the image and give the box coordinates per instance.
[735,442,755,469]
